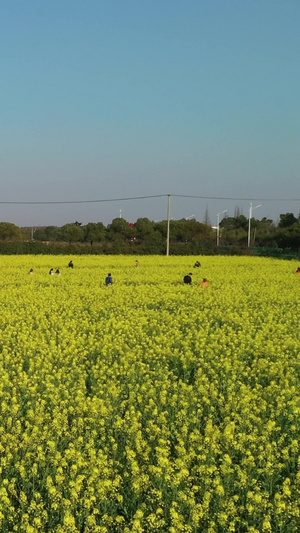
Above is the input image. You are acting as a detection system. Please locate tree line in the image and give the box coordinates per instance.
[0,212,299,255]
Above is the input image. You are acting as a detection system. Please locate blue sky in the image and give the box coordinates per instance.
[1,0,299,226]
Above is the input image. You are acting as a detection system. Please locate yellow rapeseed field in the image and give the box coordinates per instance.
[0,255,299,532]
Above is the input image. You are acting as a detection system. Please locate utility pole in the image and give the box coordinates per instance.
[166,195,171,256]
[216,210,227,246]
[248,202,261,247]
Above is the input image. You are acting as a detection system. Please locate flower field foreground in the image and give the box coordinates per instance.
[0,255,300,533]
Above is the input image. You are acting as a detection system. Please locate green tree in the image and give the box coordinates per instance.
[107,218,136,242]
[0,222,22,241]
[84,222,106,246]
[141,231,165,254]
[220,215,248,231]
[43,226,62,241]
[154,219,214,254]
[220,215,249,246]
[253,218,277,246]
[276,220,300,249]
[61,224,84,244]
[134,218,155,242]
[34,228,47,241]
[278,213,297,228]
[179,219,214,243]
[223,228,248,246]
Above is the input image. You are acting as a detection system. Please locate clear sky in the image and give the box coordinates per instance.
[1,0,299,227]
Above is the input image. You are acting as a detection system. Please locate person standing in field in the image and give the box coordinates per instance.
[135,260,140,267]
[183,273,193,284]
[105,273,114,286]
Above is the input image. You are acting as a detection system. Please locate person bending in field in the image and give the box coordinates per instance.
[296,267,300,274]
[200,278,209,287]
[194,260,201,268]
[49,268,54,275]
[183,273,193,284]
[105,273,114,286]
[55,269,61,275]
[68,260,74,268]
[29,268,34,275]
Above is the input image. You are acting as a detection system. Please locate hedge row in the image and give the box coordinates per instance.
[0,241,298,258]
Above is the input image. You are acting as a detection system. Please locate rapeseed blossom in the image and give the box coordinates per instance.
[0,255,299,531]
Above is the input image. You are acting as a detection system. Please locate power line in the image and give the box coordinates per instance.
[172,194,300,202]
[0,194,166,205]
[0,193,299,205]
